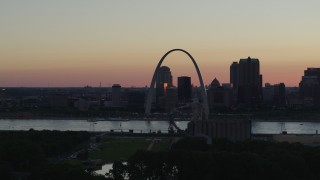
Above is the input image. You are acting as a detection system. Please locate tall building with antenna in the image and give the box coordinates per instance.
[230,57,263,107]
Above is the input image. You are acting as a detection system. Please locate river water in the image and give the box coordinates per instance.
[95,163,113,177]
[251,121,320,134]
[0,119,188,133]
[1,119,320,134]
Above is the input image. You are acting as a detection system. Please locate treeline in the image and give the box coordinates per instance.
[4,131,320,180]
[108,137,320,180]
[0,130,105,180]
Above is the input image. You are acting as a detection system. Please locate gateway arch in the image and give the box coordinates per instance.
[145,49,209,120]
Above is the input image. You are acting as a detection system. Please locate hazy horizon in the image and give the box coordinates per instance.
[1,1,319,87]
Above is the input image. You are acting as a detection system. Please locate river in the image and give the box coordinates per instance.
[1,119,320,134]
[0,119,188,133]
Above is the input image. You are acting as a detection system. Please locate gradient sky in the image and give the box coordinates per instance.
[1,0,320,87]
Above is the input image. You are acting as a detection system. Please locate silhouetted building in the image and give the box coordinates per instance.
[112,84,122,107]
[74,98,99,111]
[126,91,145,112]
[49,94,68,108]
[230,62,239,104]
[207,78,232,111]
[211,78,220,88]
[304,68,320,77]
[222,83,232,89]
[230,62,239,89]
[236,57,262,107]
[156,66,173,98]
[263,83,287,107]
[164,87,178,112]
[274,83,286,107]
[21,96,42,109]
[178,76,192,103]
[299,68,320,106]
[286,87,303,109]
[262,83,274,105]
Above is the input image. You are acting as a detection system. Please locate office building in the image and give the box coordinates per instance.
[207,78,232,111]
[156,66,173,98]
[49,94,69,108]
[112,84,122,107]
[233,57,262,107]
[274,83,286,107]
[263,83,287,107]
[299,68,320,106]
[262,83,274,105]
[178,76,192,103]
[230,62,239,89]
[165,86,178,112]
[126,91,145,112]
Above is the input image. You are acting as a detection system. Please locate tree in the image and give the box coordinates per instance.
[107,161,127,180]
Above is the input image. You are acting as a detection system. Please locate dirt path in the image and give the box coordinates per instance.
[147,139,155,151]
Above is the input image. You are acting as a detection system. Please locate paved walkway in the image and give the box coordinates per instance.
[147,139,155,151]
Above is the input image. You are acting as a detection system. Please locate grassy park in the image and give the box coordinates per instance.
[90,137,172,161]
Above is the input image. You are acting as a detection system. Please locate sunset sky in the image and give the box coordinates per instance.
[1,0,320,87]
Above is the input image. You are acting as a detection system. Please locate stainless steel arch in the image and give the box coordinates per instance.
[145,49,209,120]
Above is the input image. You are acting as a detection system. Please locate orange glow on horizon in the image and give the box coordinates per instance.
[1,1,320,87]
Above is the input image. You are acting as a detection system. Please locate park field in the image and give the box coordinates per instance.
[90,137,172,162]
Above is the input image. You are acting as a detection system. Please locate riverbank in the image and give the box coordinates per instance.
[1,118,320,122]
[2,109,320,121]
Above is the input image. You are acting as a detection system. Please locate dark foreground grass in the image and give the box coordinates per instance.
[150,139,171,152]
[90,138,150,161]
[62,159,83,166]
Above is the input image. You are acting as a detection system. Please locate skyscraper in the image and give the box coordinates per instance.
[112,84,122,107]
[235,57,262,107]
[164,86,178,112]
[230,62,239,89]
[156,66,173,98]
[178,76,192,103]
[299,68,320,106]
[274,83,286,107]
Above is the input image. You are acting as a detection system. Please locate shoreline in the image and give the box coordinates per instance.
[0,118,189,121]
[0,117,320,122]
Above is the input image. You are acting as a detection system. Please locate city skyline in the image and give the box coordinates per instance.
[1,1,320,87]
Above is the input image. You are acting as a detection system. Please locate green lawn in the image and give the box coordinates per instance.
[61,159,83,166]
[90,138,150,161]
[90,138,172,162]
[150,140,171,152]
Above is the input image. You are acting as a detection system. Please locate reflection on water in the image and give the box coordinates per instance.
[1,119,320,134]
[95,163,113,176]
[94,162,128,177]
[0,119,189,132]
[251,121,320,134]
